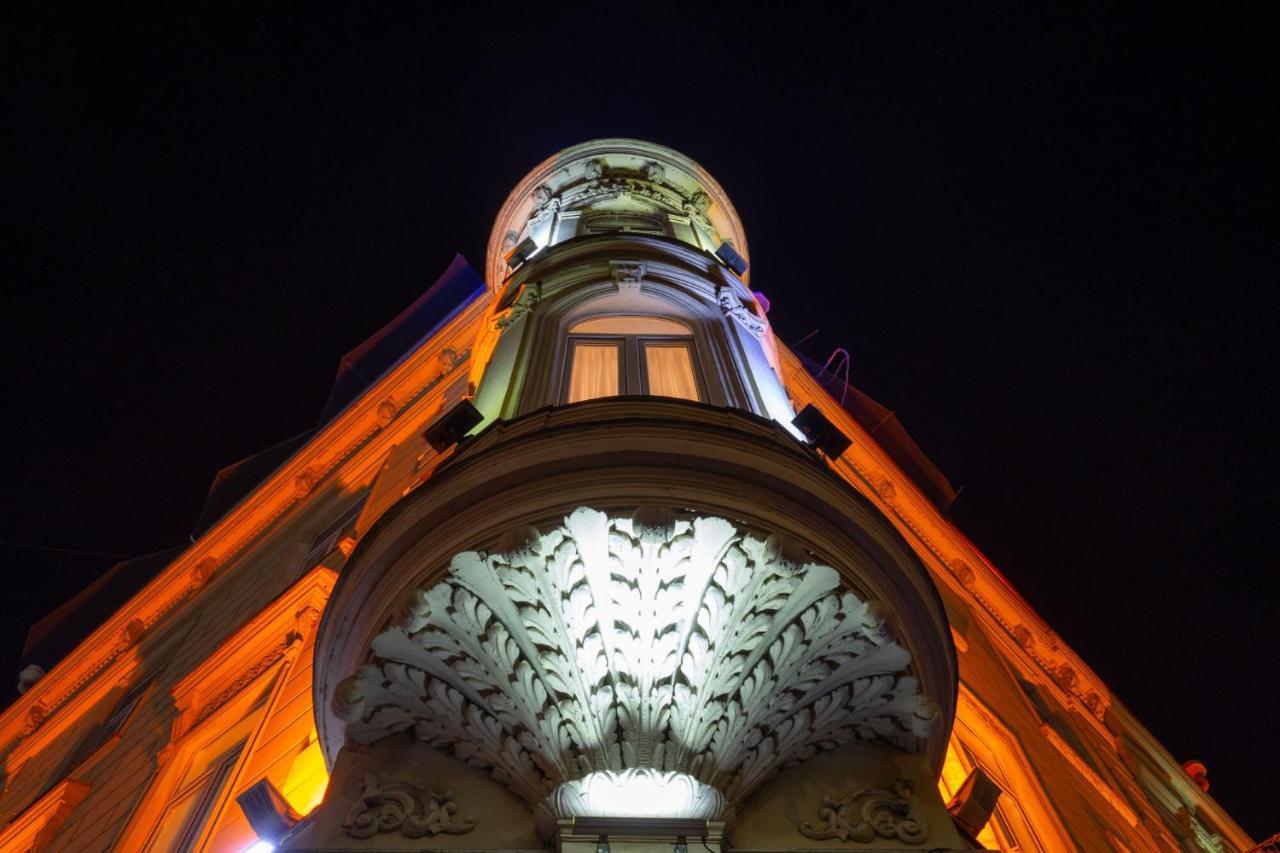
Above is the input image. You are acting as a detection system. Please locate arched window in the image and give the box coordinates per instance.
[564,315,702,403]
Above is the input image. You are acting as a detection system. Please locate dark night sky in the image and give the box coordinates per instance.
[2,4,1276,838]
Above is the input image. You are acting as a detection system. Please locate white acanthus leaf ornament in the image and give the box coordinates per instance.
[339,508,935,820]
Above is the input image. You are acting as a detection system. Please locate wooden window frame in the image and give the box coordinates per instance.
[562,331,705,403]
[114,568,335,852]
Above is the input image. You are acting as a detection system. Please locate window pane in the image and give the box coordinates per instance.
[569,315,691,335]
[644,342,699,401]
[568,341,621,402]
[144,743,244,852]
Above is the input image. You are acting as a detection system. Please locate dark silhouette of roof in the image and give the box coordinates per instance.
[21,256,487,677]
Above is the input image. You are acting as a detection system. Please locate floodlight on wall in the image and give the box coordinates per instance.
[714,241,749,277]
[236,779,300,847]
[505,235,540,270]
[423,399,484,452]
[791,404,852,459]
[946,766,1002,841]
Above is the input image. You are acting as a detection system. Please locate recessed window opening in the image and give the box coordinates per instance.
[578,212,671,236]
[565,315,701,404]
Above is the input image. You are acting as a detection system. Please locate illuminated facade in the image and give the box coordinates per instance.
[0,139,1256,851]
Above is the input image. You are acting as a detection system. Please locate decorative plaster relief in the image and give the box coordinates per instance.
[717,287,768,339]
[495,284,541,330]
[336,507,934,817]
[343,771,476,839]
[609,260,647,293]
[798,779,929,845]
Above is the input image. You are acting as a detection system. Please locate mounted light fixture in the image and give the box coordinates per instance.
[505,235,540,270]
[235,780,300,849]
[792,403,852,458]
[714,241,748,276]
[423,399,484,452]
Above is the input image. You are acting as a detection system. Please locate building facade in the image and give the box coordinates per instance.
[0,139,1258,852]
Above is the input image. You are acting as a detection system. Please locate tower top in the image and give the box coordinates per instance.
[485,138,750,290]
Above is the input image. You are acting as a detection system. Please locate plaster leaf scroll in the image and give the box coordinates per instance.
[338,507,934,818]
[529,184,560,223]
[343,772,476,839]
[495,284,540,331]
[718,287,769,339]
[798,779,929,845]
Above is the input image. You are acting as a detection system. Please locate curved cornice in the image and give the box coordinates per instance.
[485,139,749,291]
[313,399,957,775]
[0,291,489,759]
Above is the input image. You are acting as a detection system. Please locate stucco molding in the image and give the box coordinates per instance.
[342,771,476,840]
[1040,723,1139,827]
[485,138,750,291]
[0,293,487,756]
[0,778,90,851]
[778,347,1115,735]
[171,566,335,740]
[717,285,768,339]
[334,507,935,818]
[797,778,929,845]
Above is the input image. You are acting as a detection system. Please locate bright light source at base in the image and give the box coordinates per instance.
[245,841,275,853]
[557,769,725,819]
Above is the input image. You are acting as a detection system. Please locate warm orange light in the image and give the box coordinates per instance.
[281,737,330,816]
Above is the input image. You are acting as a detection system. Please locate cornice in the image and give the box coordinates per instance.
[314,398,958,774]
[1040,723,1139,827]
[0,778,90,851]
[951,685,1076,846]
[170,566,335,740]
[777,347,1115,738]
[1106,703,1255,850]
[0,290,489,756]
[486,138,749,292]
[780,350,1258,849]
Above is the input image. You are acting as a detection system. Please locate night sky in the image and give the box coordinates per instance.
[2,5,1275,838]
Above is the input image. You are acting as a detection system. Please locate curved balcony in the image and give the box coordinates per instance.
[312,397,957,831]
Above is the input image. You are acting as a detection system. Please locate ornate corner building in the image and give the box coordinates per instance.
[0,140,1261,852]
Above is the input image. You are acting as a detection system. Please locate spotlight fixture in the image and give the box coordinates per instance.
[947,766,1003,841]
[423,399,484,452]
[791,404,852,459]
[505,235,540,270]
[714,241,749,277]
[595,835,611,853]
[236,780,300,847]
[673,837,690,853]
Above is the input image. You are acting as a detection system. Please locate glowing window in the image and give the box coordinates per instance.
[567,340,622,402]
[642,342,698,401]
[141,712,257,851]
[564,315,701,403]
[570,316,690,335]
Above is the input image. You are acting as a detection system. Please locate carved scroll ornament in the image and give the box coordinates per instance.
[718,288,769,339]
[335,507,935,819]
[798,778,929,845]
[343,772,476,839]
